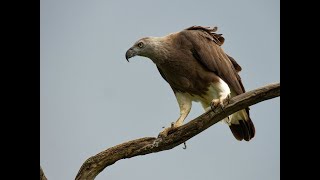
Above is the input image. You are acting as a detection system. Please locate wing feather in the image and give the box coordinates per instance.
[180,27,245,95]
[227,55,242,72]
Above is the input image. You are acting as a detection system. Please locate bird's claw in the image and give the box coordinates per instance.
[158,122,177,138]
[227,94,231,104]
[158,128,170,138]
[210,99,223,112]
[210,94,231,113]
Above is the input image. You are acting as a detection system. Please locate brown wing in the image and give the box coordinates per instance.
[227,54,242,72]
[180,26,245,95]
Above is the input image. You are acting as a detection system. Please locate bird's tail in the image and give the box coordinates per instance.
[228,108,255,141]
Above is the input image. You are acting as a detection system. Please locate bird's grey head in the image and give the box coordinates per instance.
[125,37,162,62]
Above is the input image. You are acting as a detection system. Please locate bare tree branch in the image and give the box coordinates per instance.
[40,166,47,180]
[75,82,280,180]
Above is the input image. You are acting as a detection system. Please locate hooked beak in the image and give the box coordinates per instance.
[125,48,136,62]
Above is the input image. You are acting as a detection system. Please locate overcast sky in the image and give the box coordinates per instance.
[40,0,279,179]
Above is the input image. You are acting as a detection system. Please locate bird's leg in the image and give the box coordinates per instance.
[210,80,231,113]
[227,93,231,104]
[158,93,191,138]
[210,95,231,112]
[158,105,191,138]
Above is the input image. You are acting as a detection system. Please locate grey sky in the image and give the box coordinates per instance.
[40,0,279,179]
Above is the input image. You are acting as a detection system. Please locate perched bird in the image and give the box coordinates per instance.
[125,26,255,141]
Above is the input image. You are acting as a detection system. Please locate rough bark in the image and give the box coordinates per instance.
[40,166,47,180]
[75,82,280,180]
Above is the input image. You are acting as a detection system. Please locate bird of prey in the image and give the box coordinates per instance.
[125,26,255,141]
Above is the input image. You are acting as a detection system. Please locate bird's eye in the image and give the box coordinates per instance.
[137,42,144,48]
